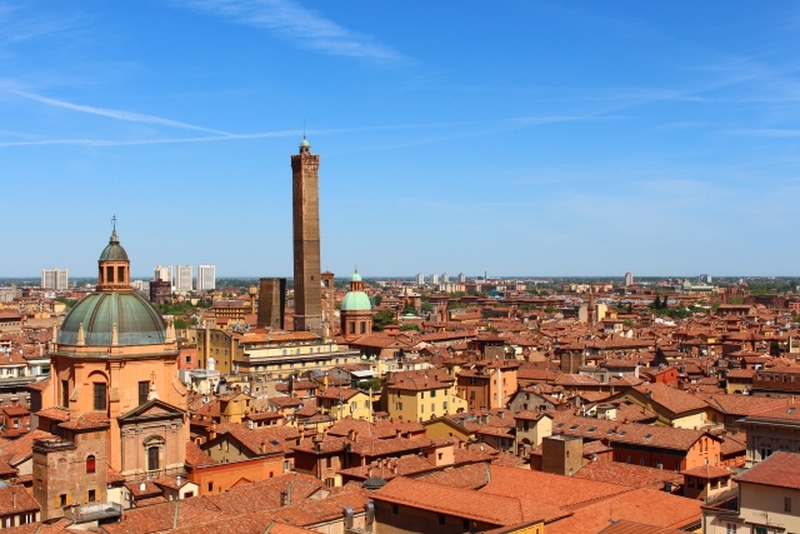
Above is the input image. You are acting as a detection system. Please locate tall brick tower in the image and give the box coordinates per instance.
[291,137,323,337]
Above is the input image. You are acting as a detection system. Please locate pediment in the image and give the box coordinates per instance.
[119,398,185,423]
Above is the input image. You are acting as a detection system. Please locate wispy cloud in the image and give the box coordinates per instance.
[0,114,623,149]
[0,131,297,147]
[10,89,235,135]
[178,0,405,61]
[727,128,800,137]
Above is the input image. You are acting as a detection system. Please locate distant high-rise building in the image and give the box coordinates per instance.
[154,265,173,286]
[197,264,216,292]
[458,272,466,284]
[430,273,439,285]
[291,138,323,337]
[175,265,193,293]
[441,272,449,284]
[41,268,68,290]
[624,272,634,287]
[415,273,425,285]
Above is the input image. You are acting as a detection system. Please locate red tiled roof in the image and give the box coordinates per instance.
[102,500,227,534]
[415,462,492,489]
[546,488,703,534]
[372,476,560,526]
[35,407,69,422]
[480,465,629,509]
[736,451,800,490]
[596,519,689,534]
[385,369,454,392]
[680,465,733,479]
[628,383,708,415]
[186,441,216,467]
[58,412,110,431]
[574,461,683,489]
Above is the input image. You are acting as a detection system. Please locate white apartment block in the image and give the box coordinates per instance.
[154,265,173,286]
[41,268,68,290]
[197,264,216,291]
[175,265,193,293]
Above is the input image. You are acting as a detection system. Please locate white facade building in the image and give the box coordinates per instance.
[197,264,216,292]
[154,265,173,286]
[175,265,193,293]
[41,268,68,290]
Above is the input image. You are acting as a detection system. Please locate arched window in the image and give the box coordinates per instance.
[147,446,159,472]
[144,435,165,473]
[86,455,96,474]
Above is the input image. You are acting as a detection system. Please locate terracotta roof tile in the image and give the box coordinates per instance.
[415,462,492,489]
[372,476,561,525]
[58,412,110,431]
[574,461,683,489]
[545,488,702,534]
[736,451,800,490]
[480,465,629,509]
[0,485,38,515]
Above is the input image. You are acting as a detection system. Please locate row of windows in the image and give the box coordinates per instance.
[347,322,368,335]
[613,453,680,471]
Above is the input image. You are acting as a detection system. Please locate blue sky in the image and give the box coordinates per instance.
[2,1,800,278]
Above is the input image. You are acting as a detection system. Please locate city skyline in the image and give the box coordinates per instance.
[3,2,800,277]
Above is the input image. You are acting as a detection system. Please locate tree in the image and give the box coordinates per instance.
[373,294,383,307]
[400,323,421,332]
[357,379,382,392]
[401,303,417,315]
[652,295,662,310]
[372,310,396,331]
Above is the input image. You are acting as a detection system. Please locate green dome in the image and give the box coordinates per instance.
[58,292,166,346]
[99,229,129,262]
[341,291,371,312]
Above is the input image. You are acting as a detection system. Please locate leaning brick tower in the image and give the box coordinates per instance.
[291,137,323,337]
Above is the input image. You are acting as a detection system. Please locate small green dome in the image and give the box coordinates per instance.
[351,271,362,282]
[99,229,129,262]
[300,138,310,149]
[58,292,166,346]
[341,291,371,312]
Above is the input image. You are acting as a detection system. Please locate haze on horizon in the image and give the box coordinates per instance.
[2,2,800,278]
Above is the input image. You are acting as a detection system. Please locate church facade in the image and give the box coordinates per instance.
[32,225,188,520]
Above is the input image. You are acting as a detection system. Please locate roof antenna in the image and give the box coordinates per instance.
[303,118,306,140]
[112,214,117,231]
